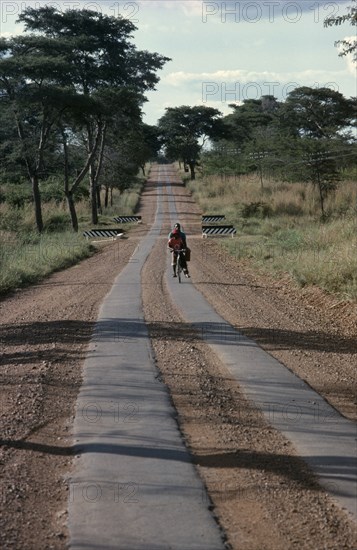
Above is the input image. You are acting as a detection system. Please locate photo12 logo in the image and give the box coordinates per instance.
[1,1,140,24]
[202,81,340,103]
[201,2,341,24]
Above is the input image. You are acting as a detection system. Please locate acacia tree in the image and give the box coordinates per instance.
[282,87,355,139]
[300,140,341,218]
[280,87,356,215]
[18,7,169,225]
[158,105,222,180]
[57,93,103,231]
[201,87,356,196]
[97,90,144,209]
[223,96,280,147]
[0,35,77,232]
[0,7,170,231]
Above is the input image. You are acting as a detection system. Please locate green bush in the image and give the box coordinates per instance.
[241,201,272,218]
[40,177,89,203]
[0,207,23,231]
[273,229,303,251]
[40,177,65,203]
[44,212,71,233]
[5,184,32,208]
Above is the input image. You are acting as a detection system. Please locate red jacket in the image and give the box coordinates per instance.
[168,235,185,251]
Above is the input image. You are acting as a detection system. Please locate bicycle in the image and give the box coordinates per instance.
[169,248,187,283]
[175,249,186,283]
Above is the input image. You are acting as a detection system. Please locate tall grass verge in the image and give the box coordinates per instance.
[0,231,93,295]
[187,172,357,301]
[0,170,148,296]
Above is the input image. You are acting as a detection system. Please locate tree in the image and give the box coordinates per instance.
[0,95,27,185]
[0,34,78,232]
[19,8,169,225]
[0,7,170,232]
[97,92,144,209]
[137,124,162,174]
[324,0,357,62]
[223,96,280,147]
[158,105,222,179]
[282,87,355,139]
[57,94,103,231]
[300,140,341,218]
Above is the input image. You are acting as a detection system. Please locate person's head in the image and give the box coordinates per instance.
[174,222,181,231]
[172,228,180,236]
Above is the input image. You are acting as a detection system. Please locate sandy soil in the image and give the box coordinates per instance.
[0,164,356,549]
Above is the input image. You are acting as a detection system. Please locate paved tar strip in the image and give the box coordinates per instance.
[68,168,226,549]
[164,168,357,524]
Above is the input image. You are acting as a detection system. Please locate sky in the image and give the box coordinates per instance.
[0,0,356,125]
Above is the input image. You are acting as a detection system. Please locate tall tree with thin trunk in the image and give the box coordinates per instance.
[18,7,170,224]
[0,35,76,232]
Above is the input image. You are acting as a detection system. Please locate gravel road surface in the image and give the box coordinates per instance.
[0,164,356,549]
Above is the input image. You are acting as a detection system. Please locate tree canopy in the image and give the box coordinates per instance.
[158,105,223,179]
[0,7,170,231]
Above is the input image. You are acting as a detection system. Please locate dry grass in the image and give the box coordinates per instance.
[187,171,357,301]
[0,171,147,295]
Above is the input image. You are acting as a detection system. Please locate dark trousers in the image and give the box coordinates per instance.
[172,251,188,271]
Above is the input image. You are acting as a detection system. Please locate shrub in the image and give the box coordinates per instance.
[273,201,304,216]
[44,212,71,233]
[273,228,303,251]
[0,207,23,231]
[5,184,32,208]
[40,177,64,203]
[241,201,272,218]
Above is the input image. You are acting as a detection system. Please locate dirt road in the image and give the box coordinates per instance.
[0,164,356,549]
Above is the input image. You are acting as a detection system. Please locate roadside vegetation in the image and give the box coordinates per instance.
[0,171,147,295]
[187,169,357,301]
[0,6,165,296]
[156,1,356,303]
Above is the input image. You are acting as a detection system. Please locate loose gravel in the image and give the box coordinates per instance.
[0,165,356,549]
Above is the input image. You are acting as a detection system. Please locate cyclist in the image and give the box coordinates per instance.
[168,222,187,247]
[168,225,190,278]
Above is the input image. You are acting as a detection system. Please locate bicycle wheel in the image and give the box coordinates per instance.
[177,255,182,283]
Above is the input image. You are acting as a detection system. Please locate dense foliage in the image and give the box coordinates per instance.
[0,7,169,232]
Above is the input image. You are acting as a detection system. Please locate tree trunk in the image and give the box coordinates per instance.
[189,161,195,180]
[31,174,44,233]
[141,164,146,176]
[104,186,109,208]
[259,162,264,189]
[90,120,106,223]
[14,111,43,233]
[60,124,79,231]
[110,187,113,207]
[90,166,98,225]
[66,191,79,232]
[87,122,98,225]
[317,171,325,217]
[96,185,102,215]
[67,124,102,224]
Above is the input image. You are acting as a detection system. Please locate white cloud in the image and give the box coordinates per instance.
[337,36,357,76]
[160,68,352,107]
[163,68,347,87]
